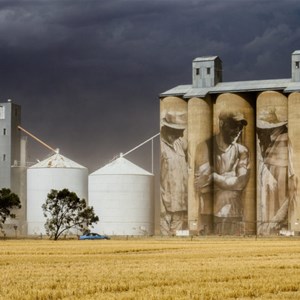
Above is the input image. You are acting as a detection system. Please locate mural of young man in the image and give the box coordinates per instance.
[195,111,250,235]
[257,109,297,235]
[160,111,188,235]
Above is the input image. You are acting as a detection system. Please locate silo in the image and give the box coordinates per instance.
[256,91,288,235]
[27,152,88,235]
[88,156,154,236]
[188,96,213,234]
[288,92,300,232]
[213,93,255,235]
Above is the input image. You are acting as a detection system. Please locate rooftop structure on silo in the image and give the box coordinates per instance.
[161,50,300,98]
[192,56,222,88]
[292,50,300,82]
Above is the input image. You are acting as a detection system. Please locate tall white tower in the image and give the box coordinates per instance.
[0,100,21,189]
[0,100,27,235]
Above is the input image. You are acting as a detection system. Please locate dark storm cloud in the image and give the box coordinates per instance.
[1,0,300,171]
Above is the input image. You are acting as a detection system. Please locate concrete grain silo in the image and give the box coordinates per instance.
[88,156,154,236]
[27,152,88,235]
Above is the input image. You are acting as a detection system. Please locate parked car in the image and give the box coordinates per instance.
[79,232,110,240]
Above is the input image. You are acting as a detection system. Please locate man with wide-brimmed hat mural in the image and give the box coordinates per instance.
[257,109,297,235]
[160,111,188,235]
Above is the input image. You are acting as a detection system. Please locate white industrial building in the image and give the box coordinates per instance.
[89,155,154,236]
[0,100,156,236]
[27,152,88,235]
[0,100,27,235]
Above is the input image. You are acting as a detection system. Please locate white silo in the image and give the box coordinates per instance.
[88,155,154,236]
[27,152,88,235]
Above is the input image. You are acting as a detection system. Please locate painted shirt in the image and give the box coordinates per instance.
[258,126,291,230]
[195,136,250,218]
[160,137,188,213]
[213,137,250,218]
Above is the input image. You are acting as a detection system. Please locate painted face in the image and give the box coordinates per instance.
[166,127,184,144]
[221,119,244,145]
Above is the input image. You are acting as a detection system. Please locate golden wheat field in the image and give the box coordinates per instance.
[1,237,300,300]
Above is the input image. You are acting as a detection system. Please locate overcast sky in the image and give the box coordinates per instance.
[1,0,300,172]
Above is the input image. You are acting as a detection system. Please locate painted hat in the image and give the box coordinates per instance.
[161,111,187,130]
[219,111,248,126]
[257,109,287,129]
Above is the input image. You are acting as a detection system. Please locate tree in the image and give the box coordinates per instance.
[0,188,21,229]
[42,189,99,240]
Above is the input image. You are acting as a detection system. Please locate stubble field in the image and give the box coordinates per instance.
[1,237,300,299]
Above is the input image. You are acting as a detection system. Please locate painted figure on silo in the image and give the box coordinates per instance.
[257,109,297,235]
[195,111,250,235]
[160,111,188,235]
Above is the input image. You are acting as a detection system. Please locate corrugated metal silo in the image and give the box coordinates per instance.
[27,152,88,235]
[88,156,154,236]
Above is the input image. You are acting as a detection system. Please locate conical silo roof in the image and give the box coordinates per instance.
[90,156,152,176]
[29,152,86,169]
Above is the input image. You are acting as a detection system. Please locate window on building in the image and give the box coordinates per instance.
[3,128,6,135]
[296,61,300,69]
[207,67,211,75]
[3,154,6,161]
[196,68,200,75]
[0,106,4,119]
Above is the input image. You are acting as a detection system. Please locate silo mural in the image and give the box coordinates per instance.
[194,93,255,235]
[256,91,297,235]
[160,93,255,236]
[213,94,255,235]
[160,96,188,235]
[190,97,213,234]
[288,92,300,232]
[159,51,300,236]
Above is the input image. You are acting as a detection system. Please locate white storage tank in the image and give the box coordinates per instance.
[27,152,88,235]
[88,156,154,236]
